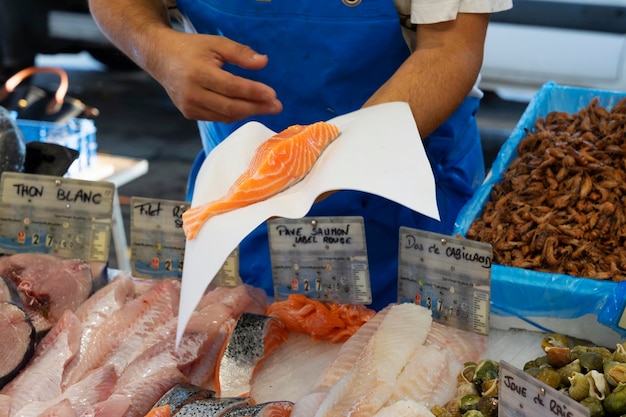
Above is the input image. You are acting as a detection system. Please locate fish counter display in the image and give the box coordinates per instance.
[7,251,624,417]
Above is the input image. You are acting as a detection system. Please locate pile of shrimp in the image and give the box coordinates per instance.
[467,97,626,281]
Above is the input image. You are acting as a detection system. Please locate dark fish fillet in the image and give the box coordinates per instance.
[153,383,216,415]
[0,301,36,388]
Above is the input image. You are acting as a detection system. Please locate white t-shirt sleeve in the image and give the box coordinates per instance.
[395,0,513,24]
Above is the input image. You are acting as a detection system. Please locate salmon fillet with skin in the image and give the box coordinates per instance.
[215,312,289,398]
[183,121,341,240]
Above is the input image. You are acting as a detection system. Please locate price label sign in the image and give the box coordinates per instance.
[0,172,114,262]
[130,197,189,279]
[268,216,371,304]
[499,361,590,417]
[130,197,241,285]
[397,227,492,334]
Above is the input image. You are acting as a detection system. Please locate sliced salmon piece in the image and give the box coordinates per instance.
[183,121,340,240]
[266,294,375,343]
[152,383,215,415]
[222,400,294,417]
[215,313,289,398]
[143,404,172,417]
[175,396,254,417]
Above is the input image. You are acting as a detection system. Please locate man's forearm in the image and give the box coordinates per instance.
[364,13,489,138]
[88,0,173,71]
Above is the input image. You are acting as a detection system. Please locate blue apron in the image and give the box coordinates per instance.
[177,0,485,311]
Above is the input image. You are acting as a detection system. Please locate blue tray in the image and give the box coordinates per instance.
[16,117,97,176]
[454,82,626,346]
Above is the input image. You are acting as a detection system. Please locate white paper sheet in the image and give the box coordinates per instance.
[176,102,439,344]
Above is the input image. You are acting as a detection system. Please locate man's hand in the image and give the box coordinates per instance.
[148,31,283,123]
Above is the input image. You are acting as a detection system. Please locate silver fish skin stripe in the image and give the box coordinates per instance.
[175,396,253,417]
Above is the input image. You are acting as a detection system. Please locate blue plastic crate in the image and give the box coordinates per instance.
[16,117,97,176]
[454,82,626,346]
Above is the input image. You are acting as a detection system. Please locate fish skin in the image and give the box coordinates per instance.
[216,313,288,398]
[0,302,36,389]
[183,121,340,240]
[182,284,267,388]
[221,401,294,417]
[174,397,254,417]
[153,383,215,415]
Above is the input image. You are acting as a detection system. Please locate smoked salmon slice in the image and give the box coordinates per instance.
[265,294,375,343]
[183,121,341,240]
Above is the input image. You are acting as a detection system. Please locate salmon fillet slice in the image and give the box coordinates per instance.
[183,121,341,240]
[215,312,289,398]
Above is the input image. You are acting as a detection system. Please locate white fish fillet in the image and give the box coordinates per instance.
[251,332,342,403]
[62,279,180,388]
[425,321,487,364]
[373,400,435,417]
[313,303,433,417]
[11,365,117,417]
[0,394,11,417]
[290,390,328,417]
[314,306,392,391]
[387,344,462,408]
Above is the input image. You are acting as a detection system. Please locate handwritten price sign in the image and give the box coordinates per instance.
[499,361,589,417]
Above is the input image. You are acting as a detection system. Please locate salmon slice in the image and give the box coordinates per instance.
[175,396,254,417]
[266,294,375,343]
[152,383,215,415]
[215,313,289,398]
[183,121,341,240]
[222,401,294,417]
[144,405,172,417]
